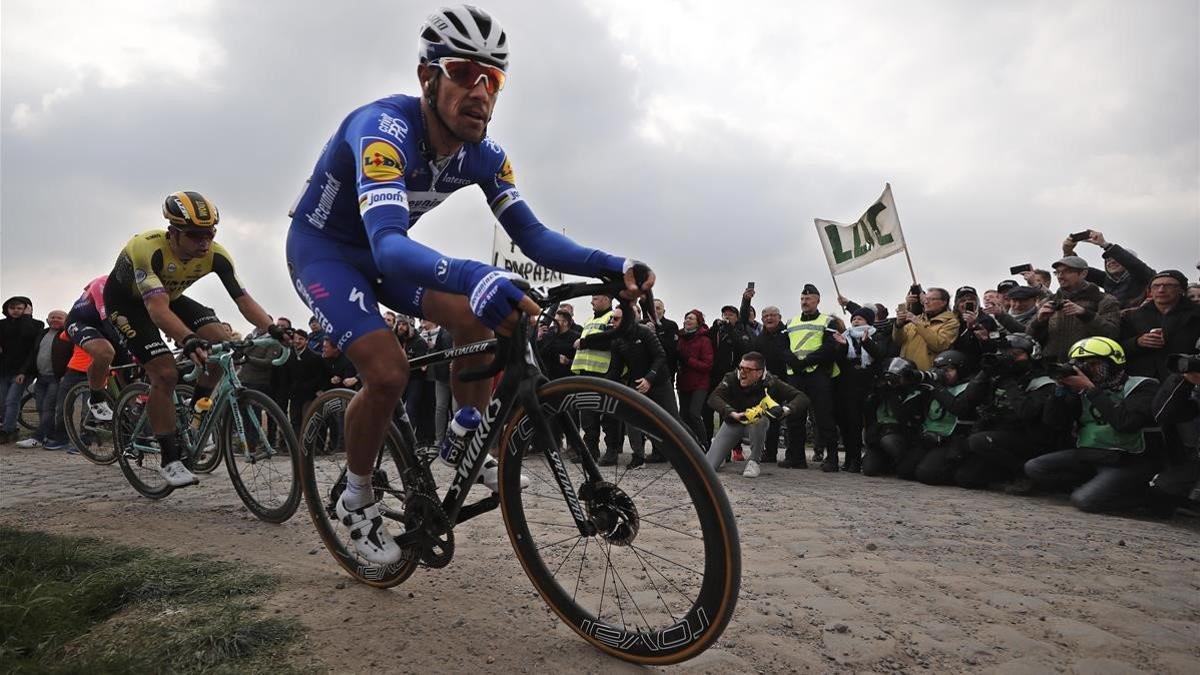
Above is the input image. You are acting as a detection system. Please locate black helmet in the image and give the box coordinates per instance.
[1002,333,1041,358]
[933,350,968,370]
[883,357,916,385]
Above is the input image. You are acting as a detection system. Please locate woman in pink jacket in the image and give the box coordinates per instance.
[676,309,714,447]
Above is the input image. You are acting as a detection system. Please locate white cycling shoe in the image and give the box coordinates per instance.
[89,400,114,422]
[477,457,530,493]
[160,460,199,487]
[335,492,405,565]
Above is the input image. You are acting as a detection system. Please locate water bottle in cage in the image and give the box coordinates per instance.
[438,406,482,466]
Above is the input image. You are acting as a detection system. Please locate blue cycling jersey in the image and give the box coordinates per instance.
[289,94,623,297]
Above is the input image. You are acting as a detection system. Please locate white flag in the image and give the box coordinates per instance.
[815,184,907,275]
[490,224,566,284]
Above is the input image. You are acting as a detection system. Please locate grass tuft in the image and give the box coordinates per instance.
[0,527,307,673]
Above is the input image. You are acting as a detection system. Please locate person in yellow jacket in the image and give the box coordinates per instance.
[570,294,623,461]
[893,287,960,370]
[781,284,846,470]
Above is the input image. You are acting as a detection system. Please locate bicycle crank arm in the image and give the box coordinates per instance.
[455,494,499,525]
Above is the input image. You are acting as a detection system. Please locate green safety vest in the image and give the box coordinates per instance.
[922,383,970,438]
[570,310,613,375]
[1077,376,1156,453]
[876,390,923,425]
[785,314,840,377]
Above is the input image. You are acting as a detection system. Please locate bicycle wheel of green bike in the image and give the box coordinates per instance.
[113,383,173,500]
[297,388,420,588]
[64,381,118,465]
[498,376,741,666]
[219,389,301,523]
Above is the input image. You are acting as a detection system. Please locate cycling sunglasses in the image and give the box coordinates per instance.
[432,57,506,94]
[177,227,216,241]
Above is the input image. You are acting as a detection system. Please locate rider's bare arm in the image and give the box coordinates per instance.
[234,293,274,334]
[145,293,197,344]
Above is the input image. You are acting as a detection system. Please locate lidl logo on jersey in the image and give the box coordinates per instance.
[360,137,405,183]
[495,157,515,185]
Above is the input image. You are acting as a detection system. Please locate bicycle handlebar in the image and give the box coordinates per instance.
[182,335,292,382]
[456,267,656,384]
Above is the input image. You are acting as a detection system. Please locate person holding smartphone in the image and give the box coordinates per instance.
[948,286,989,371]
[1028,256,1122,361]
[1061,229,1157,309]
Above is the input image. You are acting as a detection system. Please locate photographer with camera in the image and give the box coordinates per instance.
[704,303,752,448]
[914,351,985,485]
[953,333,1058,490]
[893,287,959,370]
[707,351,809,476]
[1025,337,1161,513]
[1062,230,1156,310]
[1028,256,1121,361]
[861,357,930,478]
[538,308,581,380]
[1119,270,1200,381]
[1149,348,1200,516]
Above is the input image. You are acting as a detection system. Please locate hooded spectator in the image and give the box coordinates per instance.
[0,296,45,443]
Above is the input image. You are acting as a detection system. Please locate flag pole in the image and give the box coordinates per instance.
[828,269,846,315]
[885,182,918,285]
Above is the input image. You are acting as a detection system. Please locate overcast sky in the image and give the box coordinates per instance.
[2,0,1197,330]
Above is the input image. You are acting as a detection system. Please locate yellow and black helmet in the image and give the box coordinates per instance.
[163,191,219,229]
[1067,336,1126,366]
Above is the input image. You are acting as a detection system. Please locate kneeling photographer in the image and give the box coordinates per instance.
[1025,337,1161,513]
[1149,349,1200,516]
[954,333,1058,490]
[862,358,930,478]
[914,351,986,485]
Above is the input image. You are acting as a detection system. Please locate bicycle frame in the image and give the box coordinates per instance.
[126,338,289,462]
[391,279,654,542]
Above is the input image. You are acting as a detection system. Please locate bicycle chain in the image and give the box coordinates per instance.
[403,493,455,568]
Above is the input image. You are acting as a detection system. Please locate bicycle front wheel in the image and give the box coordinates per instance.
[297,389,420,588]
[113,383,173,499]
[498,377,740,666]
[18,390,38,431]
[64,381,118,465]
[220,389,301,523]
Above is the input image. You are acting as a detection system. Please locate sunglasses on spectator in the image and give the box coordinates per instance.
[432,57,506,94]
[1150,282,1181,289]
[737,365,763,373]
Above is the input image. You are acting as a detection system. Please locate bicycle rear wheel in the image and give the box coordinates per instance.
[113,383,173,499]
[220,389,301,523]
[297,389,420,587]
[498,377,740,666]
[64,381,118,465]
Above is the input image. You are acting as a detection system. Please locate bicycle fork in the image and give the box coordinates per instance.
[517,378,598,538]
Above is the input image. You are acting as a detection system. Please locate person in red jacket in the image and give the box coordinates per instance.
[677,309,714,447]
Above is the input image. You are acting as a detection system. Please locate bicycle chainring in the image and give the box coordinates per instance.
[403,493,455,568]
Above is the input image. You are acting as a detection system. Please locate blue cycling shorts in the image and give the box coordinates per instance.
[285,224,427,351]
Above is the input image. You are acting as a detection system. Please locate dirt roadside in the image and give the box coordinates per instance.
[3,446,1197,673]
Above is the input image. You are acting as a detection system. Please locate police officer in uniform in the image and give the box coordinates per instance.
[781,283,845,469]
[571,294,623,461]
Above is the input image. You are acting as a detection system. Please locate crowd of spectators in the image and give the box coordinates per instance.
[3,228,1198,518]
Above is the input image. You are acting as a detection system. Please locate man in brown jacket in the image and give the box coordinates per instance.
[893,287,959,370]
[1028,255,1121,361]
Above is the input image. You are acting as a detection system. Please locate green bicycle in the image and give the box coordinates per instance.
[112,336,301,523]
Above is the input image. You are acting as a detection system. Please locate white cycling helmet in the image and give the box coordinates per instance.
[419,4,509,70]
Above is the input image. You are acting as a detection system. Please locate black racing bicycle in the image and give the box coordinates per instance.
[297,276,740,666]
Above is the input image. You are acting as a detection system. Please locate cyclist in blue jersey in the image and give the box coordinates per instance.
[286,5,654,564]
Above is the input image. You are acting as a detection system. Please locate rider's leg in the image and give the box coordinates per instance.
[421,290,493,417]
[343,329,409,477]
[83,339,115,392]
[143,355,183,468]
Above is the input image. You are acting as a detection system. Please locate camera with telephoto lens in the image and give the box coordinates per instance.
[1166,353,1200,374]
[1044,361,1079,380]
[979,352,1013,373]
[904,369,942,386]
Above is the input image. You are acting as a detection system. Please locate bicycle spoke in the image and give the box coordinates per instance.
[639,517,704,540]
